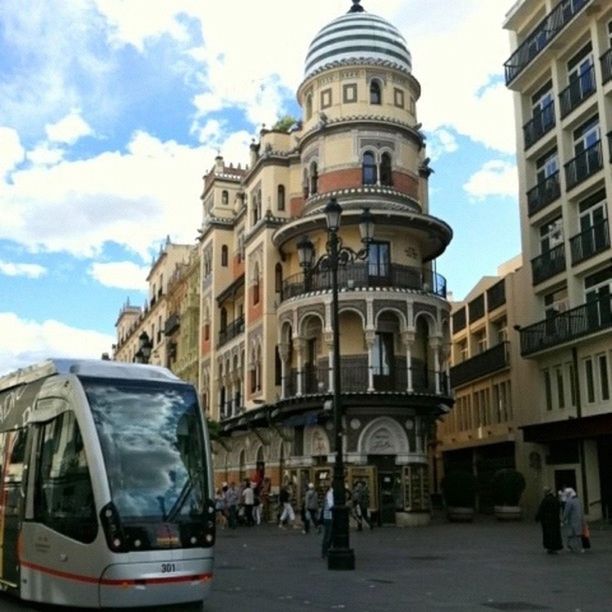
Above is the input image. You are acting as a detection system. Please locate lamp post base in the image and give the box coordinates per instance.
[327,546,355,570]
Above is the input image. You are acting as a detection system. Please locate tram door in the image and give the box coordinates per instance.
[0,429,27,589]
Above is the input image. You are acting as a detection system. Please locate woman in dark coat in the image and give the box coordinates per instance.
[535,486,563,554]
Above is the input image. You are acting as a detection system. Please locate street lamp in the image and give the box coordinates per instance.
[297,197,374,571]
[134,331,153,364]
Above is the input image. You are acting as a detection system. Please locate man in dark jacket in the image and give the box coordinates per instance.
[535,486,563,554]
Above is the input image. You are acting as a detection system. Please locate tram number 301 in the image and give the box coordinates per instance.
[161,563,177,573]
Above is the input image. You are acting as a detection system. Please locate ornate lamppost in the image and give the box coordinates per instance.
[297,197,375,570]
[134,331,153,364]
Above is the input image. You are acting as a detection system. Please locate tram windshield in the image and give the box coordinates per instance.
[82,377,207,524]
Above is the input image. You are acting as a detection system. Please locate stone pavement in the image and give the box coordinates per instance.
[204,515,612,612]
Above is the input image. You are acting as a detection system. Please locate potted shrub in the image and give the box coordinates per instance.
[441,470,477,522]
[491,468,525,520]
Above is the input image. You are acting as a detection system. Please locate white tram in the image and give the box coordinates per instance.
[0,359,215,608]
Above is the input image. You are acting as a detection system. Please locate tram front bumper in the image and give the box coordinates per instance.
[99,557,214,608]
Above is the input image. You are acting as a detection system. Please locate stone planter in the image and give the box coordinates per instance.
[446,506,474,522]
[494,505,522,521]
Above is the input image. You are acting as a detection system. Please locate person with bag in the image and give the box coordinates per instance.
[562,487,585,553]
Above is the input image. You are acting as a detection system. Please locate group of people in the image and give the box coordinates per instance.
[215,478,272,529]
[536,486,590,554]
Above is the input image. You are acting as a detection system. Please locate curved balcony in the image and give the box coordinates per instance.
[280,262,447,302]
[284,359,450,398]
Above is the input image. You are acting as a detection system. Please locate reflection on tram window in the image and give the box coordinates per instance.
[34,410,97,543]
[83,379,206,523]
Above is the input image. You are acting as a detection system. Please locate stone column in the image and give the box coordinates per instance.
[294,337,305,396]
[429,336,442,394]
[364,329,376,391]
[401,330,415,392]
[279,341,290,399]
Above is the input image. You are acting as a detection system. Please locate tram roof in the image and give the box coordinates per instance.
[0,358,180,393]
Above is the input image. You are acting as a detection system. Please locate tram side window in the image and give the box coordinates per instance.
[2,429,28,518]
[34,412,97,543]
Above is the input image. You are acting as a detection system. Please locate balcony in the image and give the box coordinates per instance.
[504,0,591,85]
[450,342,509,388]
[564,140,603,191]
[519,293,612,356]
[280,263,447,302]
[527,171,561,217]
[559,66,596,118]
[531,243,566,285]
[163,313,180,336]
[523,101,555,149]
[218,315,245,348]
[468,294,485,323]
[569,219,610,265]
[285,357,449,397]
[601,48,612,85]
[487,279,506,312]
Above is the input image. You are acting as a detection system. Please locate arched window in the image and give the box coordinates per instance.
[362,151,377,185]
[305,94,313,120]
[277,185,285,211]
[221,190,229,205]
[221,245,228,267]
[380,152,392,186]
[370,79,382,105]
[253,265,260,305]
[310,162,318,195]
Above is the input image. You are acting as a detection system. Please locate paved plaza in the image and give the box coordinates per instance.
[205,515,612,612]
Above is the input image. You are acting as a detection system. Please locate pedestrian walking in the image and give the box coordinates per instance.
[321,484,334,559]
[225,481,239,529]
[278,485,295,528]
[215,487,227,529]
[535,486,562,554]
[242,480,255,526]
[562,487,585,552]
[303,483,319,534]
[352,480,373,531]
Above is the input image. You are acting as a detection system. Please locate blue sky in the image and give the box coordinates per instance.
[0,0,520,375]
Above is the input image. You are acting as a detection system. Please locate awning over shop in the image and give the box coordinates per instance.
[521,413,612,443]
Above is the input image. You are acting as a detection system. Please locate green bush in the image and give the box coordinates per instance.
[491,469,525,506]
[441,470,477,507]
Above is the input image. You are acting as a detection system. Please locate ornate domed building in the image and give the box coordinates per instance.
[197,0,453,526]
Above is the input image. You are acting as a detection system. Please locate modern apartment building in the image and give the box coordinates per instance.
[115,0,455,526]
[504,0,612,520]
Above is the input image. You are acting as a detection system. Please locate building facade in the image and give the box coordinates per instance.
[504,0,612,520]
[115,0,455,526]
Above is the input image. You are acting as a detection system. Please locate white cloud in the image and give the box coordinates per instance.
[89,261,149,290]
[0,261,47,279]
[0,127,25,178]
[464,160,518,200]
[45,109,94,144]
[0,312,115,377]
[27,143,65,166]
[0,130,222,259]
[426,128,459,162]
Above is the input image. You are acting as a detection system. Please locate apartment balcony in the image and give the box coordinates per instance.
[163,313,180,336]
[523,102,555,149]
[218,315,245,348]
[565,140,603,190]
[450,342,510,389]
[519,293,612,356]
[281,263,447,302]
[601,47,612,85]
[569,218,610,265]
[527,171,561,217]
[559,66,596,118]
[487,279,506,312]
[531,243,566,285]
[284,358,449,398]
[504,0,591,86]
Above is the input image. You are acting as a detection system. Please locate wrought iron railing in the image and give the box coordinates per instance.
[565,140,603,190]
[504,0,590,85]
[280,262,447,302]
[218,315,245,347]
[520,293,612,356]
[450,342,509,389]
[523,101,555,149]
[527,171,561,217]
[569,218,610,264]
[163,313,180,336]
[559,65,596,118]
[531,243,566,285]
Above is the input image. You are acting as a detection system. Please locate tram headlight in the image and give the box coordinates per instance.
[100,502,127,553]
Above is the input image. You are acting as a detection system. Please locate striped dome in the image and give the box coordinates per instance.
[304,1,411,79]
